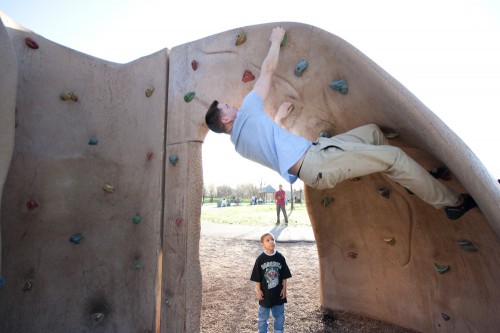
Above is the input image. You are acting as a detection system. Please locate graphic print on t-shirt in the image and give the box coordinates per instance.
[262,261,282,289]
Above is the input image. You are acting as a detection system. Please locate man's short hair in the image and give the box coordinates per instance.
[205,100,225,133]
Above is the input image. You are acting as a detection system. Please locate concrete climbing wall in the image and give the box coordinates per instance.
[166,22,500,333]
[1,13,500,333]
[0,15,168,332]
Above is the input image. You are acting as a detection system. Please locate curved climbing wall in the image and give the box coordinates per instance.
[1,13,500,333]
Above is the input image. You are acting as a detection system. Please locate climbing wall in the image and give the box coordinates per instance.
[0,15,167,332]
[2,13,500,333]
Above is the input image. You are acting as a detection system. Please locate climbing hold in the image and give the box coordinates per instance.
[384,237,396,246]
[280,33,287,48]
[294,59,308,77]
[69,233,84,244]
[347,252,358,259]
[430,167,451,180]
[92,313,104,322]
[457,239,478,252]
[132,214,142,224]
[60,92,78,102]
[169,154,179,166]
[145,87,155,97]
[235,30,246,45]
[441,313,451,321]
[23,281,33,291]
[319,130,331,138]
[329,80,348,95]
[103,184,114,193]
[191,60,198,71]
[184,92,195,102]
[88,136,98,145]
[133,260,142,270]
[147,152,154,160]
[434,263,450,274]
[322,197,334,207]
[26,199,39,210]
[0,277,5,289]
[378,187,390,198]
[242,69,255,83]
[175,217,183,227]
[25,37,39,49]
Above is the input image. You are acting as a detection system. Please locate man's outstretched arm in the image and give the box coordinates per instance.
[253,27,286,101]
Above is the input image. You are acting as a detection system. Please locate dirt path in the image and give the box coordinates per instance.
[200,231,418,332]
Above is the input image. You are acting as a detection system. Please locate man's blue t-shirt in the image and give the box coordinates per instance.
[230,91,312,183]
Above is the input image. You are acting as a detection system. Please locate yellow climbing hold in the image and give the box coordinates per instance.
[235,30,246,45]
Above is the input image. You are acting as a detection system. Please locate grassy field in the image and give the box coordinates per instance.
[201,202,312,226]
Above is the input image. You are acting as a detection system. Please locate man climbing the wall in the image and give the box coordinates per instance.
[204,26,477,220]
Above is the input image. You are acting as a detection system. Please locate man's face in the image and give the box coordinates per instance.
[219,102,238,124]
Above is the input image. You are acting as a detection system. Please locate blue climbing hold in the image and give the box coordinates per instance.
[88,136,98,145]
[69,233,84,244]
[0,277,5,289]
[329,80,348,95]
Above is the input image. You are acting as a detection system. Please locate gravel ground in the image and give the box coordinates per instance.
[200,234,418,332]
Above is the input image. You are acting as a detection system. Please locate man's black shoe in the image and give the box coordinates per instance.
[444,194,477,220]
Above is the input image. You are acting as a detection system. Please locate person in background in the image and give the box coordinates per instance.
[274,184,288,225]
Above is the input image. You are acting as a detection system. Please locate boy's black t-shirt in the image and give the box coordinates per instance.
[250,251,292,308]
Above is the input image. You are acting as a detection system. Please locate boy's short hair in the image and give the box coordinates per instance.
[260,232,275,243]
[205,100,225,133]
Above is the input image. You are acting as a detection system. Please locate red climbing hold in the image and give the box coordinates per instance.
[191,60,198,71]
[25,37,39,49]
[242,70,255,83]
[147,152,154,160]
[347,252,358,259]
[175,217,183,227]
[27,199,38,210]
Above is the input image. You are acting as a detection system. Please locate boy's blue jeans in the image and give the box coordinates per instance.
[258,304,285,333]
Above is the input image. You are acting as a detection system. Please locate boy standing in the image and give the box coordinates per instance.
[251,233,292,333]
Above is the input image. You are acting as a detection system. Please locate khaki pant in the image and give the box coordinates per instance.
[298,124,459,208]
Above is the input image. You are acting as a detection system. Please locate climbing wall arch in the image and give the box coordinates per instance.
[1,13,500,333]
[167,21,500,333]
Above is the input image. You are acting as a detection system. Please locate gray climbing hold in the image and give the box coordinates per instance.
[457,239,478,252]
[294,59,308,77]
[169,154,179,166]
[378,187,390,198]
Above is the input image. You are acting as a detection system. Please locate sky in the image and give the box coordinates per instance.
[2,0,500,190]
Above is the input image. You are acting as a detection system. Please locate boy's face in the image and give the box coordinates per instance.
[261,235,276,254]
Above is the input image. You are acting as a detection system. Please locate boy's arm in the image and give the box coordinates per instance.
[280,279,287,299]
[253,27,286,101]
[255,282,264,300]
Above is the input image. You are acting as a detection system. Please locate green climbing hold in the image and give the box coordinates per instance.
[294,59,308,77]
[329,80,348,95]
[322,197,334,207]
[184,92,195,102]
[132,214,142,224]
[280,33,287,48]
[434,263,450,274]
[457,239,478,252]
[134,260,142,270]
